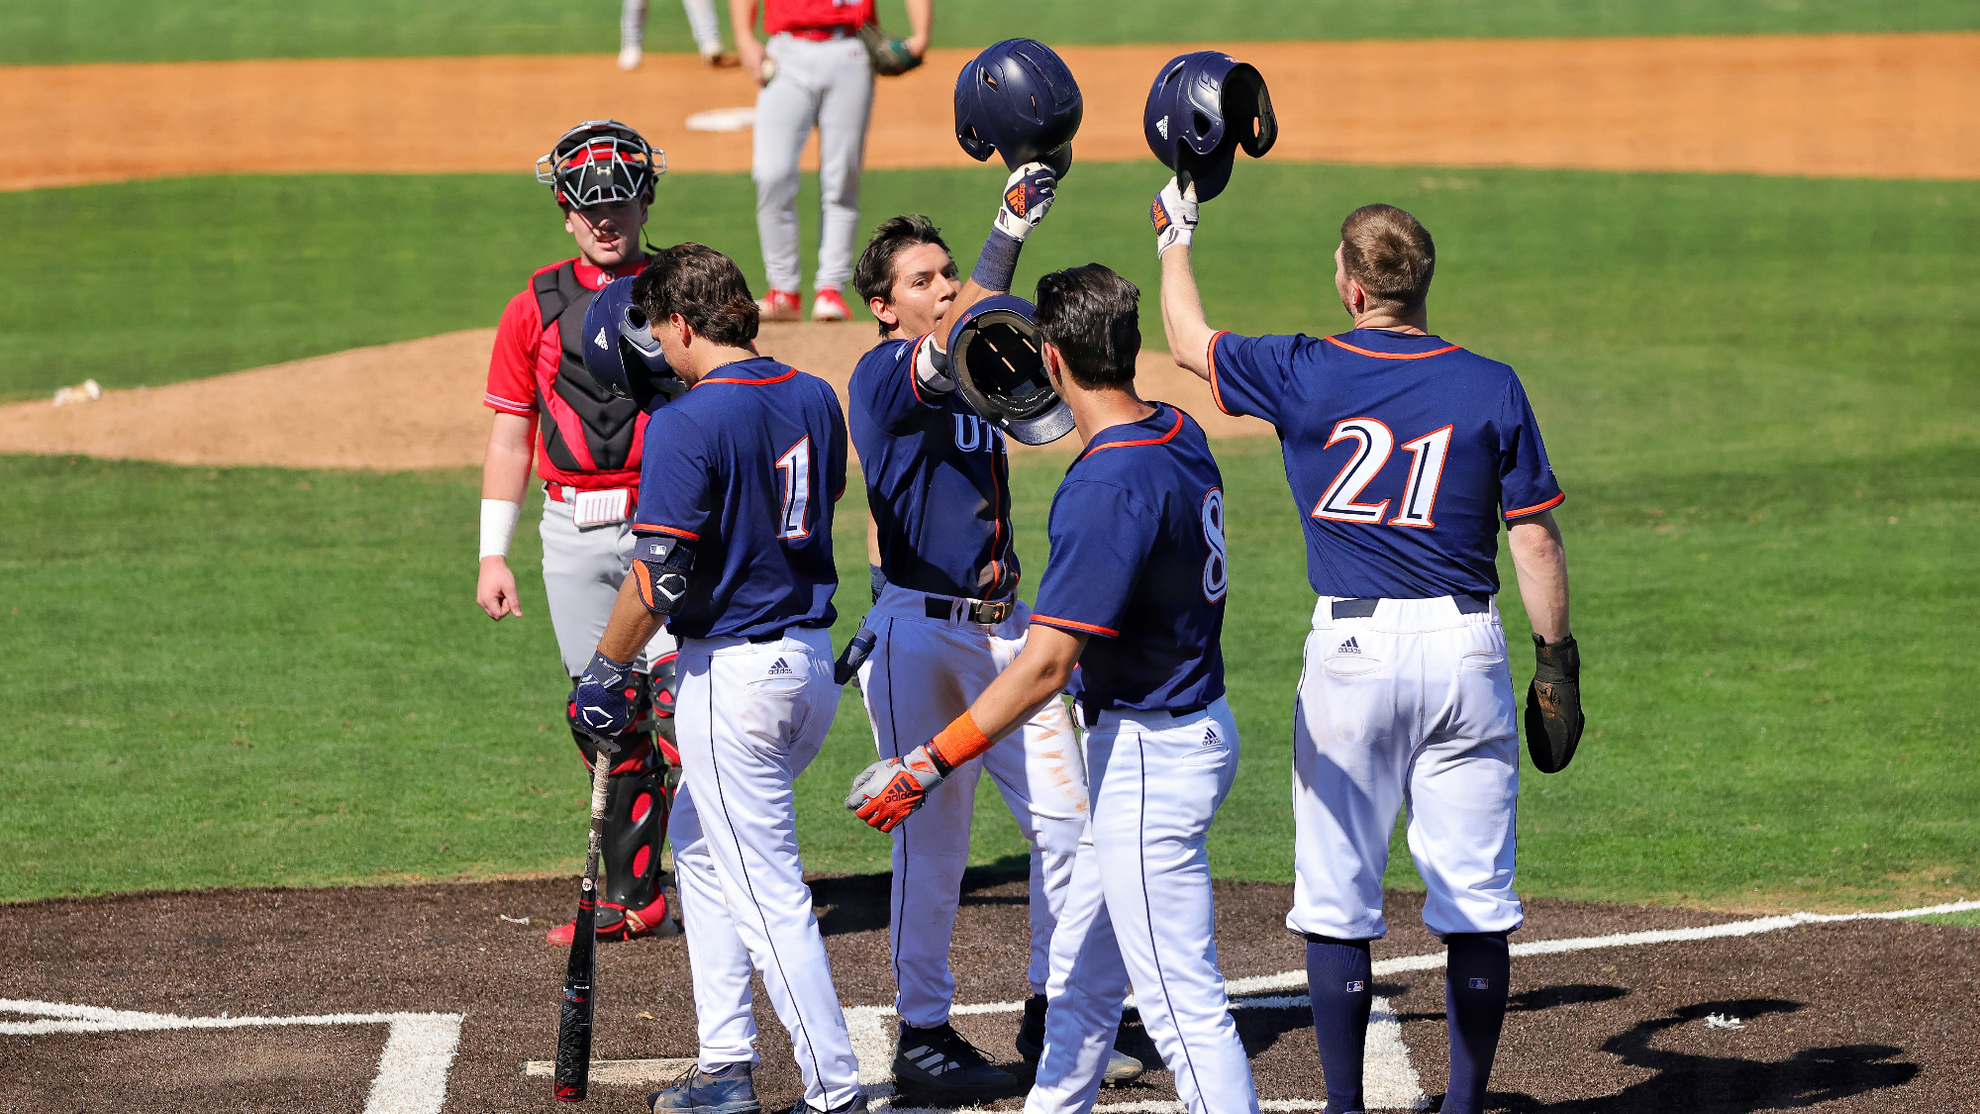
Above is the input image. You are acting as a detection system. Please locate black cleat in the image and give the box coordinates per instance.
[1015,993,1145,1085]
[894,1021,1017,1097]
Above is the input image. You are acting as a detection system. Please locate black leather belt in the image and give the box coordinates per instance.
[1076,699,1212,728]
[925,596,1015,625]
[1331,595,1489,619]
[746,622,828,643]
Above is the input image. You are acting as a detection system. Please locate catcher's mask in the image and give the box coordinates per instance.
[954,38,1081,179]
[538,119,665,208]
[582,276,684,412]
[946,294,1074,446]
[1143,52,1276,203]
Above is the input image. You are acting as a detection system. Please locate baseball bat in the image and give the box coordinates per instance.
[554,742,616,1102]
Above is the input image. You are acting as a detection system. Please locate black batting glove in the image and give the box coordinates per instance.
[1525,633,1584,773]
[568,650,639,750]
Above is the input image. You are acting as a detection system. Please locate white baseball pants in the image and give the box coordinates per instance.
[1026,700,1260,1114]
[752,32,874,294]
[537,494,675,677]
[856,583,1088,1028]
[668,627,861,1109]
[1285,596,1525,941]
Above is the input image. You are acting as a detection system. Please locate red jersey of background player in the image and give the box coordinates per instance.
[763,0,872,34]
[484,254,649,491]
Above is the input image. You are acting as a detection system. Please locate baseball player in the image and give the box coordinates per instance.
[477,119,681,947]
[844,184,1141,1092]
[570,242,862,1114]
[620,0,730,70]
[1154,190,1581,1114]
[730,0,930,322]
[849,263,1259,1114]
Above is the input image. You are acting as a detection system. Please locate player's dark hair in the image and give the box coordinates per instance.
[634,242,759,347]
[1034,264,1141,390]
[1339,204,1435,313]
[853,214,954,337]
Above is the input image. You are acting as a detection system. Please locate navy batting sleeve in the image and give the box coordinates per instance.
[633,407,716,541]
[1031,480,1160,639]
[1497,377,1565,520]
[1208,332,1301,425]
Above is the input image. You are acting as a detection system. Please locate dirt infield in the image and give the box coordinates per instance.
[4,875,1975,1113]
[4,34,1975,193]
[0,322,1269,469]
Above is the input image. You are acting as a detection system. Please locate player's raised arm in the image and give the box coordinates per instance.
[933,161,1059,346]
[1153,179,1217,382]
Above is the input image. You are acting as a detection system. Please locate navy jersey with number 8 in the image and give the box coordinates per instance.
[1031,404,1227,715]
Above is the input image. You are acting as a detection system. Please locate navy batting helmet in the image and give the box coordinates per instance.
[582,276,684,411]
[954,39,1082,179]
[537,119,665,208]
[1143,52,1277,202]
[947,294,1074,446]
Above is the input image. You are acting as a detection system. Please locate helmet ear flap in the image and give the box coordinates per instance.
[1227,64,1279,159]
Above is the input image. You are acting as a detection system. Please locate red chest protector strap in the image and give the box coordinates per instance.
[535,262,643,475]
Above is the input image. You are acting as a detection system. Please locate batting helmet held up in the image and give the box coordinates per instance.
[947,294,1075,446]
[1143,52,1277,202]
[954,39,1082,179]
[582,276,684,411]
[538,119,666,208]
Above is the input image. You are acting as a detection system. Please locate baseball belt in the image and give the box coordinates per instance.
[924,595,1014,625]
[1331,594,1489,620]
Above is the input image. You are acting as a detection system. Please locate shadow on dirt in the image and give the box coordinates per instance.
[1483,998,1919,1113]
[810,860,1030,938]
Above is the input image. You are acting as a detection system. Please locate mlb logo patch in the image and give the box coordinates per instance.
[1345,980,1365,993]
[1468,978,1491,990]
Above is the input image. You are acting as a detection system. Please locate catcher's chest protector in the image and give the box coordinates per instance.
[535,262,643,474]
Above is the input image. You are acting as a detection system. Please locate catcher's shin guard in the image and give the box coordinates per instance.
[559,699,679,944]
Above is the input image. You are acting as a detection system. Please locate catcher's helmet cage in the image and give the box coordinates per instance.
[946,294,1075,446]
[537,119,666,208]
[1143,52,1277,203]
[954,39,1082,177]
[582,276,684,412]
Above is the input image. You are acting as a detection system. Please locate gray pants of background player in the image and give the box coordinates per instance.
[622,0,723,55]
[540,495,674,678]
[752,31,874,294]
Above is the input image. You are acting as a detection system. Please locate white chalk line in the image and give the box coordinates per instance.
[0,1000,461,1114]
[10,898,1970,1113]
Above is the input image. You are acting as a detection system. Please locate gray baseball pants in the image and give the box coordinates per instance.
[752,31,874,294]
[539,494,676,679]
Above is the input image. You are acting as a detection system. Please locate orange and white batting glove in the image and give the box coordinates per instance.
[993,162,1058,242]
[846,745,950,832]
[1151,176,1199,258]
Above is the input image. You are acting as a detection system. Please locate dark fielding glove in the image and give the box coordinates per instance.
[569,650,640,750]
[858,21,922,76]
[1525,634,1584,773]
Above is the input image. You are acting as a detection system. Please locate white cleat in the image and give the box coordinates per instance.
[618,44,643,71]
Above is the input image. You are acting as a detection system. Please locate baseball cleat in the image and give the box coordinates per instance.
[546,892,680,945]
[782,1093,866,1114]
[700,44,736,67]
[649,1063,761,1114]
[758,289,802,322]
[619,44,643,71]
[1016,993,1145,1085]
[893,1021,1016,1097]
[811,288,851,322]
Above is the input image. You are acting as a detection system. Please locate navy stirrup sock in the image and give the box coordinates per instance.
[1305,936,1373,1114]
[1443,931,1511,1114]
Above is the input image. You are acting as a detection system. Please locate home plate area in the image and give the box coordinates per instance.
[3,873,1976,1113]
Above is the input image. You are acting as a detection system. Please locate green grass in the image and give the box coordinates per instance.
[1911,909,1980,927]
[3,162,1975,908]
[5,0,1972,66]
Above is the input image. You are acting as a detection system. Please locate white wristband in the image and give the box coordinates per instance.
[480,499,522,560]
[914,334,956,395]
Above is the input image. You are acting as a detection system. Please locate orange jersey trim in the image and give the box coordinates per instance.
[1206,330,1234,415]
[697,368,798,387]
[1031,615,1119,638]
[1503,492,1566,520]
[633,523,701,541]
[1324,336,1463,360]
[1084,409,1185,456]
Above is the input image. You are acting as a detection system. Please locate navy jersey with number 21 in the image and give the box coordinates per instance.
[1031,405,1227,715]
[1211,329,1563,600]
[632,356,847,641]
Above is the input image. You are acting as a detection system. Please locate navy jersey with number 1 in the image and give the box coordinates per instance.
[632,356,847,641]
[1031,404,1227,715]
[1210,328,1563,601]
